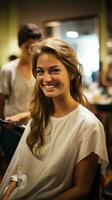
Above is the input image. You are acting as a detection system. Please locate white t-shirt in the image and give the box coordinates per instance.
[0,59,35,122]
[0,105,109,200]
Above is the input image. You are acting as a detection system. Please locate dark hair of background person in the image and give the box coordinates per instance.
[18,23,42,47]
[8,55,18,61]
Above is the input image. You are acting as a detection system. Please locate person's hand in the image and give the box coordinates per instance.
[5,112,30,123]
[5,114,23,123]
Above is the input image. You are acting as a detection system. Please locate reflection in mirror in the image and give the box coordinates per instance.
[43,16,100,86]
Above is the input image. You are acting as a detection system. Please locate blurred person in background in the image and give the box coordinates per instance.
[7,55,18,62]
[0,23,42,163]
[100,62,112,88]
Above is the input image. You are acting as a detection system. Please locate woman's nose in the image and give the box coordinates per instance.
[44,72,52,82]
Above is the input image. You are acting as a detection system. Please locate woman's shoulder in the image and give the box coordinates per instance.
[77,104,103,128]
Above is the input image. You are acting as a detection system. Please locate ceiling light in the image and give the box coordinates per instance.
[66,31,79,38]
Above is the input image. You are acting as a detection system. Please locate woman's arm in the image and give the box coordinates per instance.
[0,166,18,200]
[54,152,98,200]
[1,180,17,200]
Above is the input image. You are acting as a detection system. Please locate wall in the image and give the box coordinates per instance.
[0,0,108,68]
[16,0,109,70]
[0,0,18,67]
[17,0,101,27]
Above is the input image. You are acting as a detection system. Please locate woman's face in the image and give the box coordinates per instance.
[36,53,72,98]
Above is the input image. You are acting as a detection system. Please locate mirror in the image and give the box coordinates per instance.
[43,16,100,85]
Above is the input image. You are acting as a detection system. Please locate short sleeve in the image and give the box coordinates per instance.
[76,119,109,174]
[0,67,11,95]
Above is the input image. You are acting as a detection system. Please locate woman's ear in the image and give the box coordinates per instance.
[69,72,75,80]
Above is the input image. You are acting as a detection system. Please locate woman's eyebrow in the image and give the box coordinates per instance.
[36,65,60,69]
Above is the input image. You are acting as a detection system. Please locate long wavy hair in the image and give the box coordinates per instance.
[27,37,87,158]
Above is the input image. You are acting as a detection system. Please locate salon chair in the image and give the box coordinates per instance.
[87,164,101,200]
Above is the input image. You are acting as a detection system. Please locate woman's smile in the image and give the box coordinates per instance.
[42,82,60,96]
[43,84,57,89]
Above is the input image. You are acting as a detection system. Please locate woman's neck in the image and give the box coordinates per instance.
[52,96,79,117]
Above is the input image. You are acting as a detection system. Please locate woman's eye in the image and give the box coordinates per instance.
[36,69,44,75]
[51,69,60,74]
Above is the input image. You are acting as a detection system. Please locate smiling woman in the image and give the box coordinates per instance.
[0,38,108,200]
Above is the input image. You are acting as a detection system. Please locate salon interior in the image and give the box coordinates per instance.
[0,0,112,198]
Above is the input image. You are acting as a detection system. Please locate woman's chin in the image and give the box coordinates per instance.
[44,92,58,98]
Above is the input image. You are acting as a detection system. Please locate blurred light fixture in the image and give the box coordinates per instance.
[66,31,79,38]
[106,41,112,48]
[46,21,60,26]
